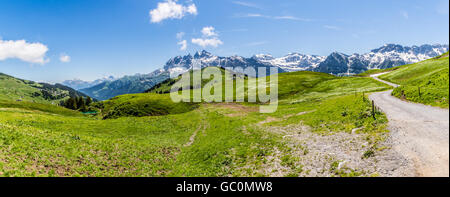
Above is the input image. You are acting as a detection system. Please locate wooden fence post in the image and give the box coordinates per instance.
[372,100,376,120]
[418,86,421,97]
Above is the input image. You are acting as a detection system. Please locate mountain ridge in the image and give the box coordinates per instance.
[79,70,169,101]
[74,43,448,100]
[62,76,116,90]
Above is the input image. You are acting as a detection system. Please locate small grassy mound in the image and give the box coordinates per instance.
[100,93,198,119]
[379,54,449,108]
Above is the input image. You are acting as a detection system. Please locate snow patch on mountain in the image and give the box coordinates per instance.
[361,44,449,70]
[254,53,326,72]
[163,50,281,77]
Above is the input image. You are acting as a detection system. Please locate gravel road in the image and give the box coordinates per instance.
[369,73,449,177]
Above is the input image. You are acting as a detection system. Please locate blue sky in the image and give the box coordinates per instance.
[0,0,448,82]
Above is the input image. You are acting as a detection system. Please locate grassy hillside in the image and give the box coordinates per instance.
[379,52,449,108]
[108,70,389,120]
[146,68,246,94]
[356,66,405,77]
[0,73,89,105]
[0,69,394,177]
[80,72,170,101]
[98,93,198,119]
[148,69,389,103]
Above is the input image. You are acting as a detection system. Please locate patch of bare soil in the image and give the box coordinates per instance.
[207,103,259,117]
[184,123,207,147]
[261,124,413,177]
[257,117,281,126]
[283,110,317,119]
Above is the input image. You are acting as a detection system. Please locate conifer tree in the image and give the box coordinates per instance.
[65,97,77,110]
[85,96,92,106]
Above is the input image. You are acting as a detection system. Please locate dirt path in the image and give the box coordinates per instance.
[369,73,449,177]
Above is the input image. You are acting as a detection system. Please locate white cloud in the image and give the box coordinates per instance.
[0,39,49,64]
[191,26,223,48]
[274,16,312,22]
[176,32,185,39]
[192,38,223,48]
[232,1,262,9]
[59,53,71,63]
[240,13,266,18]
[178,40,187,50]
[201,26,218,37]
[176,32,187,50]
[401,11,409,19]
[235,13,312,21]
[323,25,340,30]
[150,0,197,23]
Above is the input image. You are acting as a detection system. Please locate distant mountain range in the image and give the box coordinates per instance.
[153,44,448,77]
[163,50,284,77]
[62,76,116,90]
[78,71,169,101]
[65,43,448,100]
[256,44,449,75]
[313,44,449,75]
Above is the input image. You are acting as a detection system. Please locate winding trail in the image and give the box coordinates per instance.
[369,73,449,177]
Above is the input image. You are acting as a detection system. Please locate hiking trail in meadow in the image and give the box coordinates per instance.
[370,73,449,177]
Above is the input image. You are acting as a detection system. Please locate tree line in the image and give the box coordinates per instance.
[61,96,93,112]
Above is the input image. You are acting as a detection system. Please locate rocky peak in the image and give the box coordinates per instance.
[194,50,213,59]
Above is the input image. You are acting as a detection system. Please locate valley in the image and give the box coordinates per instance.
[0,1,449,193]
[1,69,400,177]
[0,49,448,177]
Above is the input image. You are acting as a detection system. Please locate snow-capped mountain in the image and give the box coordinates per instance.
[62,76,116,90]
[252,43,448,75]
[361,44,449,70]
[164,50,283,77]
[75,43,448,100]
[314,44,449,75]
[254,53,326,72]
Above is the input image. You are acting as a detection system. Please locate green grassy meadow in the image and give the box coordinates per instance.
[1,70,392,177]
[0,73,56,104]
[379,52,449,108]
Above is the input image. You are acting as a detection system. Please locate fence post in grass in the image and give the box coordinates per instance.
[418,86,421,97]
[372,100,376,120]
